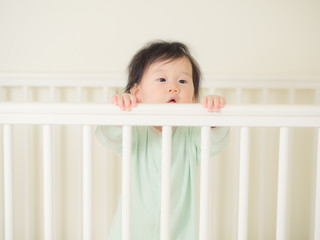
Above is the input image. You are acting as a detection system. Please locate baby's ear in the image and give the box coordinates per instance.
[192,95,196,103]
[130,83,140,100]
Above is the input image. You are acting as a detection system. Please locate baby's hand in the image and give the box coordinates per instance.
[112,93,138,111]
[201,95,226,112]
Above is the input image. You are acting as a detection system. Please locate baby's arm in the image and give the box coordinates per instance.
[112,93,138,111]
[201,95,226,112]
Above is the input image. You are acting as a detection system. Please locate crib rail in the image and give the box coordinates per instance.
[0,103,320,127]
[1,103,320,240]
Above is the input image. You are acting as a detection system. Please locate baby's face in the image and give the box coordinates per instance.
[131,57,195,104]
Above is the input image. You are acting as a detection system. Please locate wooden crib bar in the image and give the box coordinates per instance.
[122,126,132,240]
[1,103,320,240]
[3,125,13,240]
[314,128,320,240]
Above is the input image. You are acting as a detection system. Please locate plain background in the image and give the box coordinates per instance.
[0,0,320,76]
[0,0,320,240]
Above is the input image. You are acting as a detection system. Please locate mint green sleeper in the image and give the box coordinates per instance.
[95,126,229,240]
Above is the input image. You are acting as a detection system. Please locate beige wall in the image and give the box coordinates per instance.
[0,0,319,75]
[1,1,320,240]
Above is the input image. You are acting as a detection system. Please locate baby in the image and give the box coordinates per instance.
[96,40,229,240]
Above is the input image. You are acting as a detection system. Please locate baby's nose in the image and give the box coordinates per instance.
[167,84,179,93]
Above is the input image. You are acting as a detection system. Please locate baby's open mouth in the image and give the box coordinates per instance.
[168,99,176,103]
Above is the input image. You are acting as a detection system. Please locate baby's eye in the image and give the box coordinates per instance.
[179,80,187,84]
[158,78,166,82]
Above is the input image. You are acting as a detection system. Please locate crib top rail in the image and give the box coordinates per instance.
[0,103,319,127]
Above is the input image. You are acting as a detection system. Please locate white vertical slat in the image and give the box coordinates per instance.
[315,89,320,104]
[77,87,84,102]
[199,126,211,240]
[289,88,295,104]
[103,87,109,103]
[310,88,320,239]
[49,86,57,240]
[237,127,250,240]
[4,125,13,240]
[262,88,269,104]
[311,90,320,239]
[23,86,31,240]
[43,125,53,240]
[122,126,132,240]
[161,126,172,240]
[207,88,216,238]
[233,88,243,239]
[102,86,110,236]
[77,86,84,240]
[276,127,289,240]
[50,86,56,102]
[23,86,31,102]
[314,128,320,240]
[209,87,216,95]
[258,88,268,239]
[236,88,243,104]
[0,126,3,240]
[0,86,6,101]
[83,126,92,240]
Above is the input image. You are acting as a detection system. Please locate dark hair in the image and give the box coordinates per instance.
[124,40,202,101]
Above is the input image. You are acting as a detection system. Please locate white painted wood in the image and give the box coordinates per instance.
[262,88,269,104]
[236,88,243,104]
[237,127,250,240]
[235,86,243,238]
[209,87,216,95]
[314,128,320,240]
[23,86,31,102]
[50,86,56,102]
[199,126,211,240]
[315,89,320,104]
[0,127,3,240]
[103,87,109,103]
[4,125,13,240]
[289,88,295,104]
[161,126,172,240]
[276,127,289,240]
[43,125,53,240]
[122,126,132,240]
[1,104,320,127]
[314,90,320,239]
[23,86,31,240]
[83,126,92,240]
[0,74,320,240]
[257,88,268,238]
[0,86,5,101]
[77,87,84,102]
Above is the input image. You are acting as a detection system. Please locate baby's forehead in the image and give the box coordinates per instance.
[146,57,192,72]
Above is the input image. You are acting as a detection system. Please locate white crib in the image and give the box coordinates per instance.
[0,74,320,240]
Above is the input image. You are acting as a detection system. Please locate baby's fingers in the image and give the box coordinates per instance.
[218,96,226,107]
[112,94,137,111]
[214,96,226,111]
[201,95,226,112]
[201,95,215,112]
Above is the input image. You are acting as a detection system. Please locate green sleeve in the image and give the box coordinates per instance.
[210,127,230,156]
[95,126,123,157]
[194,126,230,157]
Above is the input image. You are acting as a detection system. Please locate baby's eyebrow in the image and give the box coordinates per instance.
[180,72,192,78]
[151,70,191,77]
[151,69,165,75]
